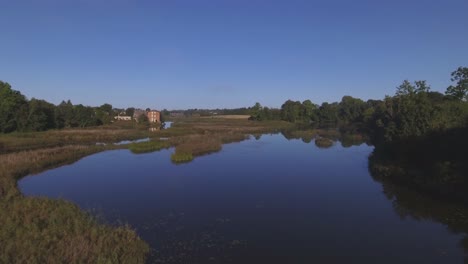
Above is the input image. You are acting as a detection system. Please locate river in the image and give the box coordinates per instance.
[19,133,466,263]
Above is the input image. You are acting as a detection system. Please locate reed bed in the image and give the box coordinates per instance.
[0,145,149,263]
[0,127,150,154]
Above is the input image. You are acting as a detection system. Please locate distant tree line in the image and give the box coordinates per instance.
[167,107,253,118]
[250,67,468,143]
[0,81,140,133]
[2,67,466,137]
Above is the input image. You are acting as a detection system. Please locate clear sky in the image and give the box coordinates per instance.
[1,0,467,110]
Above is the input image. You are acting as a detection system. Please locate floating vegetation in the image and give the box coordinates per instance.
[171,152,194,163]
[129,140,172,154]
[314,137,334,148]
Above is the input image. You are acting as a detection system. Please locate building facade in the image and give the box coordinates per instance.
[147,110,161,123]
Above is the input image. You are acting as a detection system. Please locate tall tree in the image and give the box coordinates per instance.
[0,81,28,133]
[302,100,318,123]
[445,67,468,101]
[338,96,366,123]
[25,98,56,131]
[281,100,303,122]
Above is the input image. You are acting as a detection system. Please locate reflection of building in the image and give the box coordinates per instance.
[147,110,161,123]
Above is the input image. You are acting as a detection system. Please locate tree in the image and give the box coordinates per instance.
[338,96,365,123]
[445,67,468,101]
[0,81,28,133]
[137,113,149,124]
[318,102,339,125]
[281,100,303,122]
[55,100,75,128]
[249,102,264,121]
[95,103,113,124]
[25,98,56,131]
[302,100,318,123]
[125,107,135,117]
[396,80,430,97]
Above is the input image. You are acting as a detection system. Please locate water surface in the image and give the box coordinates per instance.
[19,134,466,263]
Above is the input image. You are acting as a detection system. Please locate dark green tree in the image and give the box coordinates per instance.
[318,102,339,125]
[0,81,28,133]
[302,100,318,123]
[25,98,57,131]
[95,103,113,124]
[250,102,265,121]
[445,67,468,101]
[125,107,135,118]
[281,100,303,122]
[338,96,366,123]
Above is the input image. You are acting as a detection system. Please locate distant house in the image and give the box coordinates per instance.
[133,108,161,123]
[147,110,161,123]
[114,115,132,121]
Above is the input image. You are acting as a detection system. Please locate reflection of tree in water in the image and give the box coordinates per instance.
[371,171,468,263]
[279,129,368,148]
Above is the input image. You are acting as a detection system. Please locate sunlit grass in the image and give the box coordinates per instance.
[129,140,171,154]
[0,197,149,263]
[0,145,149,262]
[171,152,194,163]
[0,125,150,154]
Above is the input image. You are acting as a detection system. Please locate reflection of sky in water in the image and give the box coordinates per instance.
[19,134,465,264]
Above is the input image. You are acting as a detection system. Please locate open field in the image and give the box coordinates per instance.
[201,114,251,119]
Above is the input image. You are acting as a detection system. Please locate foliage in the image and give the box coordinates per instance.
[0,82,123,133]
[267,67,468,145]
[369,126,468,204]
[248,102,281,121]
[445,66,468,101]
[137,113,149,124]
[0,81,28,133]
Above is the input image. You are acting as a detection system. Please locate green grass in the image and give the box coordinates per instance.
[129,140,172,154]
[170,152,194,163]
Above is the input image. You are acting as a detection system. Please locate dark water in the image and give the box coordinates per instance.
[19,134,467,263]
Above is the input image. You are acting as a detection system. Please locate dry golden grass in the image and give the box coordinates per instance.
[0,127,149,154]
[201,115,251,119]
[0,145,149,263]
[0,145,106,199]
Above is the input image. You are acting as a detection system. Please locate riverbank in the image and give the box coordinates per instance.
[0,118,293,262]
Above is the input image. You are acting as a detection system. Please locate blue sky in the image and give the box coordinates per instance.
[1,0,467,110]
